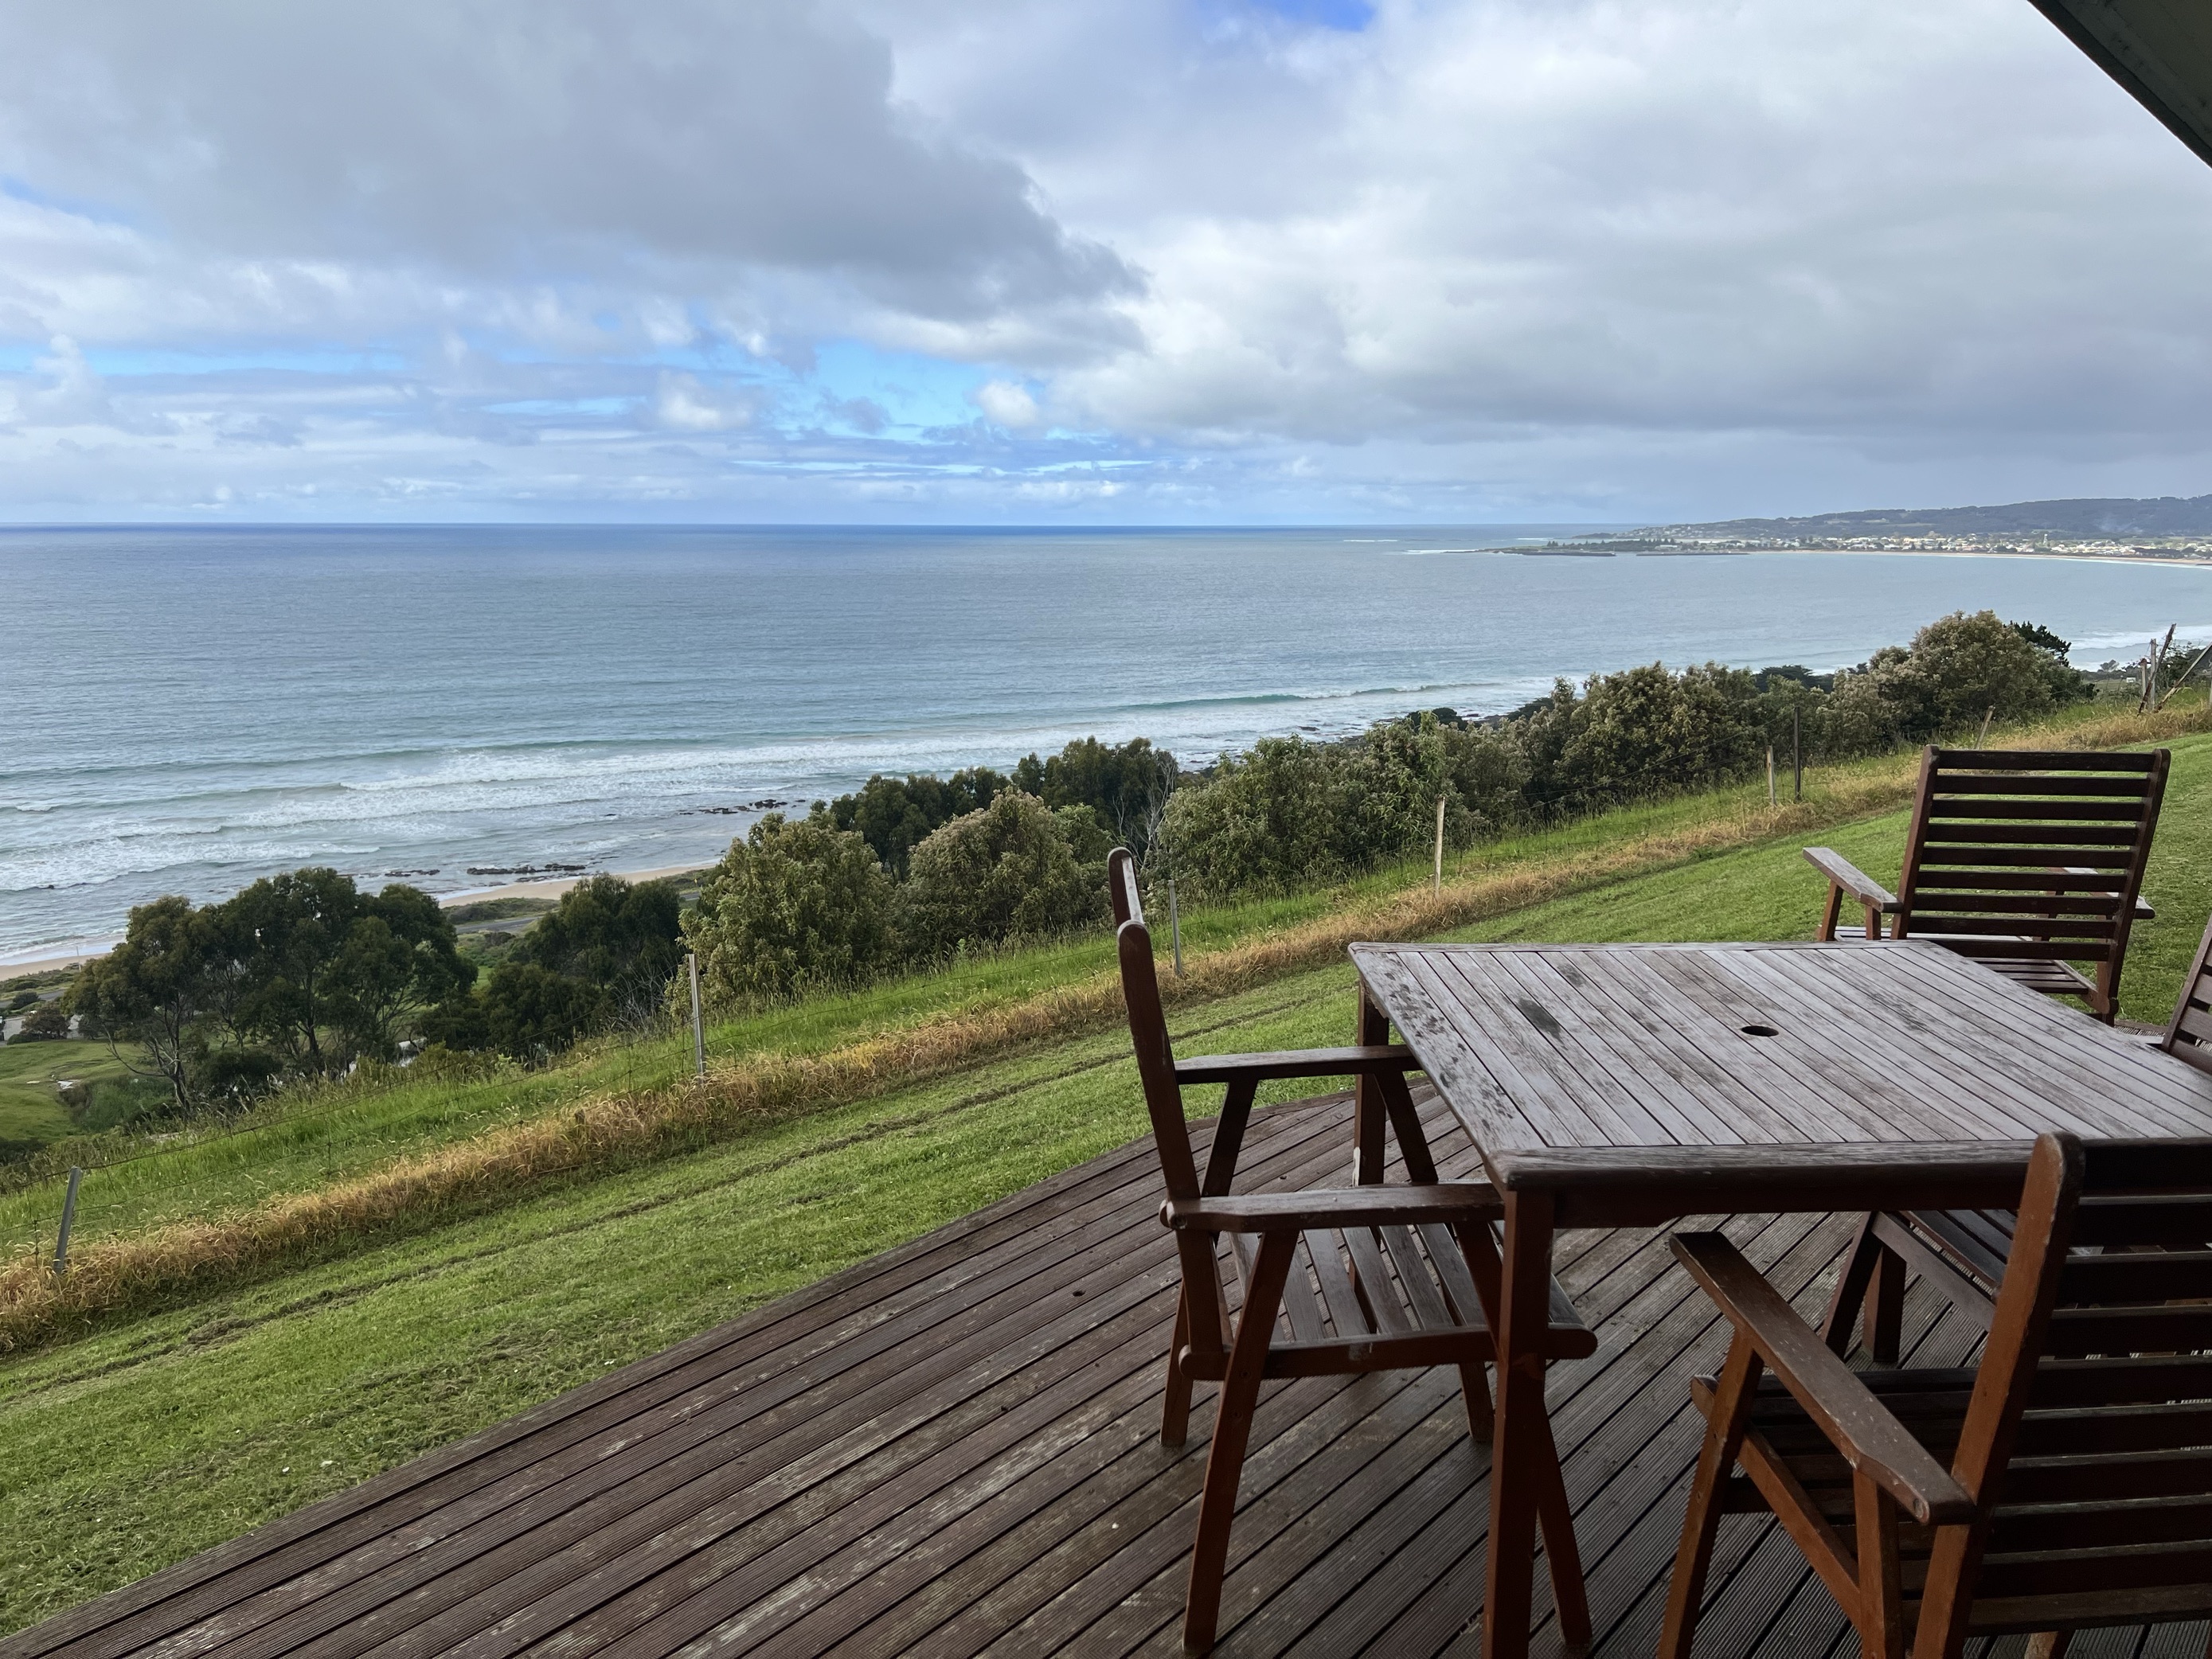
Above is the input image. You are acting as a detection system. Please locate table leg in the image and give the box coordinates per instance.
[1354,982,1389,1185]
[1484,1189,1590,1658]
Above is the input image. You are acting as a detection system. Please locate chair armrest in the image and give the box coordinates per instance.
[1174,1044,1417,1085]
[1163,1181,1501,1232]
[1671,1232,1975,1526]
[2058,869,2154,921]
[2043,876,2150,929]
[1802,848,1899,912]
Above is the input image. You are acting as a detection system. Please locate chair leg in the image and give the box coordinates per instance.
[1660,1333,1763,1659]
[1853,1470,1905,1659]
[1163,1295,1194,1449]
[1451,1211,1589,1645]
[1535,1419,1593,1653]
[1819,882,1843,943]
[1183,1231,1292,1655]
[1821,1215,1886,1356]
[1866,1244,1905,1366]
[1457,1361,1495,1443]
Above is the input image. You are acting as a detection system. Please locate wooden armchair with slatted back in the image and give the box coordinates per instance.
[1109,849,1598,1653]
[1663,1130,2212,1658]
[1825,905,2212,1368]
[1805,746,2168,1022]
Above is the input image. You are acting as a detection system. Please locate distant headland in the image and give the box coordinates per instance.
[1542,492,2212,560]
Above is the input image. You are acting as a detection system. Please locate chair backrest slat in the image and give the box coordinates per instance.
[1891,748,2169,993]
[2161,910,2212,1074]
[1914,1132,2212,1647]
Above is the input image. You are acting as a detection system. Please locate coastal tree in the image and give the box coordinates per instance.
[685,811,898,1002]
[1011,737,1180,862]
[210,869,468,1072]
[68,895,219,1112]
[901,790,1102,954]
[500,875,683,1028]
[1816,611,2093,756]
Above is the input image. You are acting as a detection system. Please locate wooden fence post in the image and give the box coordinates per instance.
[1433,795,1445,892]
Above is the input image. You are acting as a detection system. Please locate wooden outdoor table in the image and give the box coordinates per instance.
[1346,939,2212,1659]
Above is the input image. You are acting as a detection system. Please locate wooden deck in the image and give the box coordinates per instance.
[6,1092,2204,1659]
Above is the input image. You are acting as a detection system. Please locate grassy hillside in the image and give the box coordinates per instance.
[3,708,2210,1633]
[0,760,1940,1263]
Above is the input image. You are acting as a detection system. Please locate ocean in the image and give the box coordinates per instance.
[6,524,2210,962]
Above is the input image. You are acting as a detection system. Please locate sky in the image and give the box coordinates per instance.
[1,0,2210,526]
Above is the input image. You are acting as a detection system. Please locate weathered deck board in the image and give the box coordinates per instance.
[5,1093,2201,1659]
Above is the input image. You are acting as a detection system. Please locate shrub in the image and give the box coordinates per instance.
[1160,720,1525,899]
[901,790,1104,954]
[506,875,683,1027]
[1155,737,1343,897]
[1517,662,1764,815]
[1817,611,2093,757]
[827,768,1007,878]
[685,811,898,1002]
[11,1000,69,1041]
[482,960,604,1059]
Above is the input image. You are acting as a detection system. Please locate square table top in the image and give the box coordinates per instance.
[1349,939,2212,1225]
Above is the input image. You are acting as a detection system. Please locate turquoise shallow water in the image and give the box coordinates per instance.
[6,523,2209,959]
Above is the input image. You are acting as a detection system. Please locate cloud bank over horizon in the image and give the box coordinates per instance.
[0,0,2209,524]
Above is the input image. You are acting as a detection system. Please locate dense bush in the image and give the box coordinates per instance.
[901,791,1107,954]
[1819,611,2092,752]
[471,875,684,1057]
[1515,662,1766,817]
[684,812,898,1002]
[827,768,1007,877]
[1159,717,1522,897]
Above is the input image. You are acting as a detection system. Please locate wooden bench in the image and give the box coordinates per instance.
[1664,1130,2212,1657]
[1108,849,1595,1652]
[1805,745,2168,1022]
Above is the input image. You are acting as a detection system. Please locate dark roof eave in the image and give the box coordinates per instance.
[2027,0,2212,170]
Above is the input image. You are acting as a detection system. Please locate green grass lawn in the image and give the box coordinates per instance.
[6,725,2212,1634]
[0,1041,148,1154]
[0,763,1897,1258]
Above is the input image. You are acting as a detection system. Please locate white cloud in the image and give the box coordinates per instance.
[0,0,2209,520]
[975,379,1042,429]
[652,371,750,433]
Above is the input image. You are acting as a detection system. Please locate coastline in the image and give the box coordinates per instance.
[8,537,2206,979]
[437,862,710,908]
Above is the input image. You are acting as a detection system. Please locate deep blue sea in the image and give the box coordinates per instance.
[6,524,2210,962]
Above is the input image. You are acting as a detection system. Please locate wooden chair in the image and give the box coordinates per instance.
[1825,906,2212,1366]
[1662,1130,2212,1658]
[1805,745,2168,1022]
[1108,849,1598,1653]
